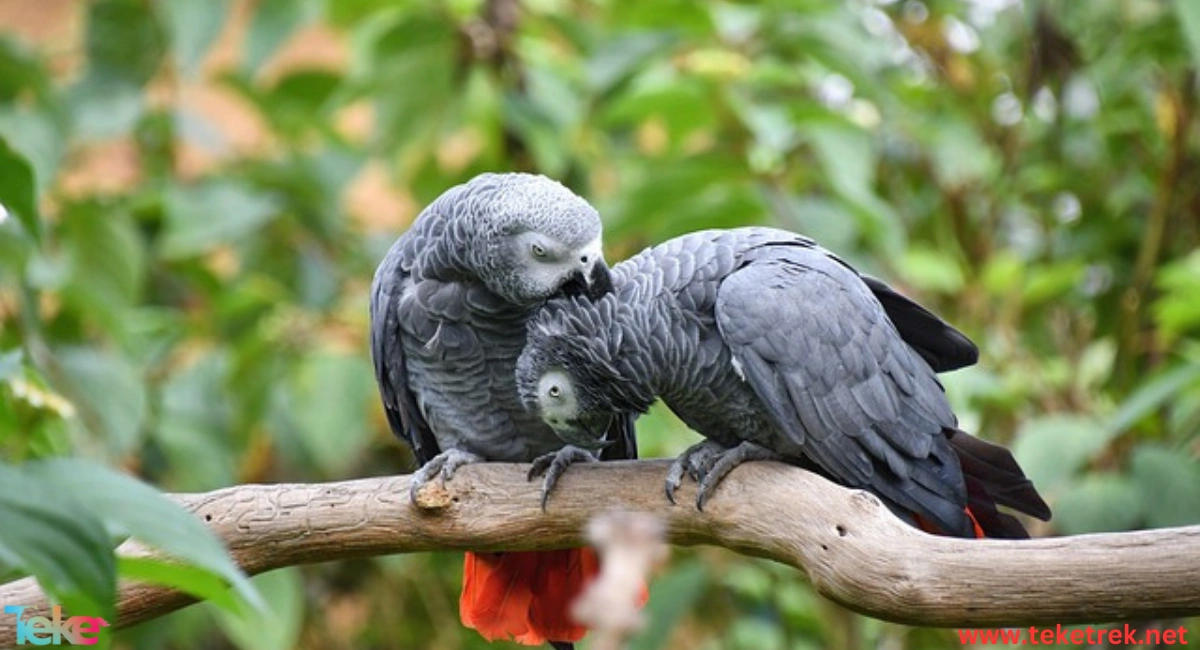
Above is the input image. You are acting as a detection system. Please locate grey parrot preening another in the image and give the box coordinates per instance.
[517,226,1050,539]
[369,172,635,648]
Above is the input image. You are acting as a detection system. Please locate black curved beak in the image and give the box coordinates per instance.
[585,259,614,299]
[560,259,614,300]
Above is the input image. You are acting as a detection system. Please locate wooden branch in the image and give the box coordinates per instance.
[2,460,1199,647]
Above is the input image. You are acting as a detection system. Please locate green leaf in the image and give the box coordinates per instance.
[59,202,146,337]
[84,0,166,87]
[1130,445,1200,528]
[261,70,343,138]
[925,118,999,189]
[1013,414,1114,494]
[161,0,230,78]
[68,76,145,139]
[896,247,964,294]
[0,348,21,382]
[1173,0,1200,69]
[161,181,279,259]
[31,458,262,611]
[0,461,116,618]
[358,13,458,151]
[0,136,40,243]
[587,32,677,97]
[628,560,708,650]
[277,351,374,477]
[1107,363,1200,436]
[0,108,67,196]
[118,556,240,612]
[1154,250,1200,340]
[0,36,50,103]
[52,347,146,457]
[803,123,901,250]
[1053,474,1142,535]
[156,351,237,490]
[244,0,316,73]
[213,568,303,650]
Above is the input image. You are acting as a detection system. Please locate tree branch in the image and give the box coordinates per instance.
[2,460,1198,647]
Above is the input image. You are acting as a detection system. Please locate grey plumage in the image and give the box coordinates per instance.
[370,172,634,486]
[370,172,636,650]
[517,226,1048,538]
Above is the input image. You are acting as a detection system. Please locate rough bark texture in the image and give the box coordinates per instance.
[2,460,1199,647]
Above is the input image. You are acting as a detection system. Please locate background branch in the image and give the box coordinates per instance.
[2,461,1198,647]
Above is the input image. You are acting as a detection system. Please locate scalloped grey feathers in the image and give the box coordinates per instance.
[370,172,635,466]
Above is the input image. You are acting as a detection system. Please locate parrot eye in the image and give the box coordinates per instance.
[531,243,548,258]
[547,385,562,398]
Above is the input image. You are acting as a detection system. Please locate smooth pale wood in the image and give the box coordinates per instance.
[2,460,1198,647]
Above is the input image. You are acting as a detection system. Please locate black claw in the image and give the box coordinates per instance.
[665,482,677,505]
[527,457,551,481]
[695,478,717,511]
[528,446,596,510]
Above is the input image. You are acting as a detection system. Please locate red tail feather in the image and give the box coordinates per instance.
[914,507,985,539]
[460,549,599,646]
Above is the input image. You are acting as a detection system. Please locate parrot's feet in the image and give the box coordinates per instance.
[409,448,485,505]
[672,441,782,511]
[528,445,598,511]
[665,440,731,505]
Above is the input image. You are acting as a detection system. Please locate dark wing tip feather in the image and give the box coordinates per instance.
[860,275,979,372]
[949,429,1052,521]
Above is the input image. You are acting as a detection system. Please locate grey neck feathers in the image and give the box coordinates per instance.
[602,296,690,413]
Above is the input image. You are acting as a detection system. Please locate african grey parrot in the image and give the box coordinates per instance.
[516,226,1050,538]
[369,172,636,648]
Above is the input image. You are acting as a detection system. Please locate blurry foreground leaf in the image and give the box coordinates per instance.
[31,458,262,611]
[0,136,40,242]
[214,568,304,650]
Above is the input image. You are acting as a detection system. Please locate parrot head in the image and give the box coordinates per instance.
[518,295,655,447]
[443,172,613,305]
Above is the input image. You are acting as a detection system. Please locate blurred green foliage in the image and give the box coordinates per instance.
[1,0,1199,648]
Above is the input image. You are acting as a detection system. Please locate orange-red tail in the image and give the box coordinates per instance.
[914,507,986,539]
[460,549,599,646]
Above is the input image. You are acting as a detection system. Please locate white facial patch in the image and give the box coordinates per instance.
[537,370,579,426]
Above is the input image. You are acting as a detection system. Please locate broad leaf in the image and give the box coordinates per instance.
[0,136,40,242]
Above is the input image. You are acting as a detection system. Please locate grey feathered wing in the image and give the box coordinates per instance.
[714,251,975,537]
[369,250,441,465]
[861,275,979,372]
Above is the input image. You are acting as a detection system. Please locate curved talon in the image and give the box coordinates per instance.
[527,445,598,511]
[527,455,555,481]
[685,441,781,511]
[663,440,732,507]
[408,449,484,505]
[664,458,689,505]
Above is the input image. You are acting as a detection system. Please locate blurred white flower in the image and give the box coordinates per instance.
[944,17,980,53]
[904,1,929,24]
[862,8,895,37]
[1064,76,1100,119]
[1033,86,1058,122]
[817,73,855,109]
[1054,192,1082,224]
[964,0,1023,27]
[992,91,1024,126]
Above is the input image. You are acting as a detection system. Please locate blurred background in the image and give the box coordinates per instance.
[1,0,1199,648]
